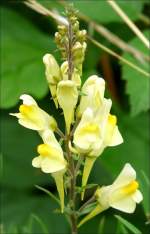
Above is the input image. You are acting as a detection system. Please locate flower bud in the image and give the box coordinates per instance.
[77,75,105,117]
[43,54,61,107]
[72,42,87,73]
[77,30,87,42]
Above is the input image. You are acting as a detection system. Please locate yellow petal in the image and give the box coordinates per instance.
[132,190,143,203]
[32,156,42,168]
[41,156,66,173]
[122,180,139,195]
[81,157,97,200]
[36,142,66,173]
[10,94,57,131]
[78,204,105,228]
[57,80,78,133]
[109,126,123,146]
[110,195,136,213]
[113,163,136,188]
[52,171,65,213]
[78,75,105,117]
[74,108,101,154]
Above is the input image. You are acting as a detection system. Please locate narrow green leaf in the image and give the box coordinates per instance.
[98,216,105,234]
[116,222,129,234]
[79,202,97,216]
[141,170,150,187]
[28,213,49,234]
[35,185,60,204]
[115,215,142,234]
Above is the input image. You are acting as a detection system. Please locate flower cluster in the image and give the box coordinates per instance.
[10,6,143,229]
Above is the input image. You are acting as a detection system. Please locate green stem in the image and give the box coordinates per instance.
[65,134,77,234]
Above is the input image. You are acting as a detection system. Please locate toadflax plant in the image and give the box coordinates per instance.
[10,6,143,234]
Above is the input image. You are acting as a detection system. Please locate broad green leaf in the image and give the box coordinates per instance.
[42,0,143,23]
[115,215,142,234]
[1,7,56,108]
[73,0,143,23]
[122,30,149,116]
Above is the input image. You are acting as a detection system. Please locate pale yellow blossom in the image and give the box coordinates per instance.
[74,98,123,200]
[32,130,67,212]
[57,80,78,133]
[10,94,57,131]
[78,163,143,227]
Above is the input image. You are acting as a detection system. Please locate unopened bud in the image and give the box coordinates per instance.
[72,42,87,67]
[43,54,61,83]
[58,25,67,36]
[73,21,79,32]
[43,54,61,107]
[77,30,87,42]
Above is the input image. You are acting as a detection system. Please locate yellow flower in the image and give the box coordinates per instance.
[77,75,105,117]
[74,98,123,199]
[10,94,57,131]
[74,108,101,154]
[32,130,67,213]
[57,80,78,133]
[43,54,61,108]
[78,163,143,227]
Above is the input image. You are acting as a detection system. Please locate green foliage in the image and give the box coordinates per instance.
[43,0,144,23]
[1,7,55,108]
[122,31,150,116]
[73,0,144,23]
[35,185,60,205]
[115,215,142,234]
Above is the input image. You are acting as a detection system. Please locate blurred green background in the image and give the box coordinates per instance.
[0,0,150,233]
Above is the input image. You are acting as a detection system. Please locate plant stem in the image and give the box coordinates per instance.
[65,18,77,234]
[68,22,74,80]
[65,134,77,234]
